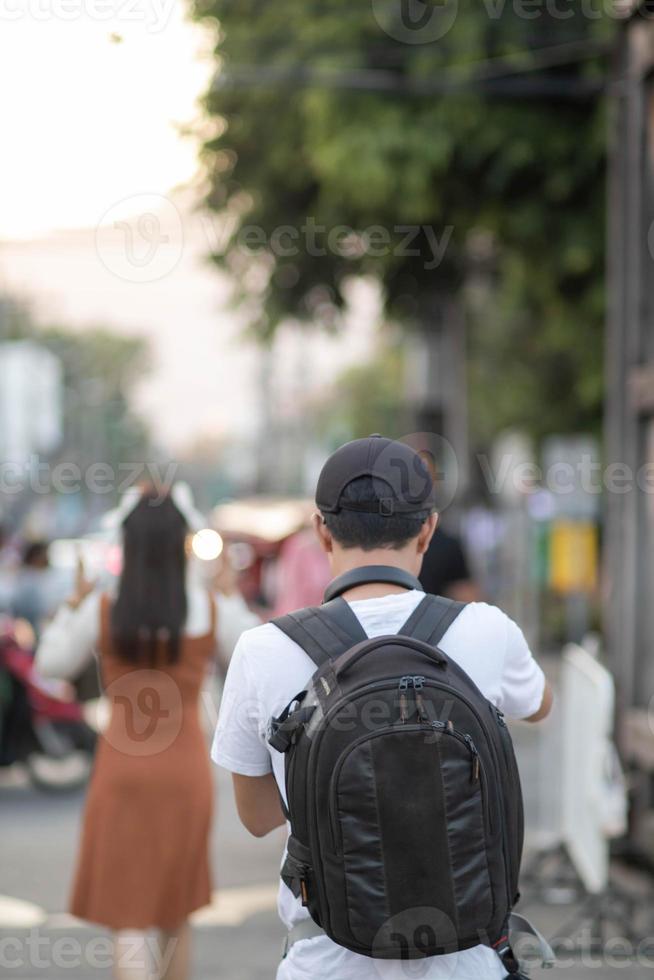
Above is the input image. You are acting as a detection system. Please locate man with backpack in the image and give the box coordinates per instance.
[212,435,553,979]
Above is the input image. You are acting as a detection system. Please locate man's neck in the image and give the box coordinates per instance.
[330,549,419,602]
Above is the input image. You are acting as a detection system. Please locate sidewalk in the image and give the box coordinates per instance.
[2,679,654,979]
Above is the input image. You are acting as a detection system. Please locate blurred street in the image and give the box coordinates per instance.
[0,763,283,979]
[1,2,654,978]
[1,717,651,979]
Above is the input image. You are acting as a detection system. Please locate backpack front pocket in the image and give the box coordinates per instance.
[328,724,494,949]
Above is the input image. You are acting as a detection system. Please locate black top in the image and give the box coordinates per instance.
[419,528,471,597]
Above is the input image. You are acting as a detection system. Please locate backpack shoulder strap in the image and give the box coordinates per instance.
[272,596,367,669]
[398,593,466,646]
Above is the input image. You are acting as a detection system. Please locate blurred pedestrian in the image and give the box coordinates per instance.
[36,484,259,980]
[419,526,481,602]
[10,540,52,640]
[272,526,331,616]
[0,524,19,613]
[414,448,481,602]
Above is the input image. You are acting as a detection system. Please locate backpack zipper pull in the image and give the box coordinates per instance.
[398,676,411,723]
[413,675,428,722]
[465,735,480,782]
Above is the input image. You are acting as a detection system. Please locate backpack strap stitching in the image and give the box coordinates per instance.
[399,594,466,646]
[272,598,367,669]
[272,611,333,668]
[302,606,359,658]
[318,597,368,646]
[427,602,466,647]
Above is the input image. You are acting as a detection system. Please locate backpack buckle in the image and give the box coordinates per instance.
[268,705,316,753]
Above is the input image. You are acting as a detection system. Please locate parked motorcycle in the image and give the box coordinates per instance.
[0,617,96,792]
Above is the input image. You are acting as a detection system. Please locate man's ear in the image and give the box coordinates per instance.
[417,513,438,555]
[312,511,333,554]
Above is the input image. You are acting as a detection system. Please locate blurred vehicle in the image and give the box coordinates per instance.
[48,526,227,594]
[0,617,96,792]
[48,531,122,594]
[211,496,318,610]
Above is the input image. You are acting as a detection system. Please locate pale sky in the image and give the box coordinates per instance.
[0,1,214,239]
[0,6,380,453]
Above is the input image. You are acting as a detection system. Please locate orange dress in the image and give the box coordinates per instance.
[70,595,215,930]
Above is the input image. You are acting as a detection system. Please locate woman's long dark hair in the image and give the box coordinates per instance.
[111,491,188,665]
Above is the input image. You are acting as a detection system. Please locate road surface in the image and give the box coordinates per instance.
[1,720,651,978]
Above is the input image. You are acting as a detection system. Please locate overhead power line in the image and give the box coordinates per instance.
[212,38,610,100]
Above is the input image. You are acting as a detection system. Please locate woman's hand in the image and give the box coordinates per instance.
[212,550,239,597]
[66,552,96,610]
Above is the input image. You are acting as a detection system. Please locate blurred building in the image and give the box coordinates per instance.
[0,340,62,464]
[0,193,379,490]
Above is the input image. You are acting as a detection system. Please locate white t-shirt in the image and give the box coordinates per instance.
[212,591,545,980]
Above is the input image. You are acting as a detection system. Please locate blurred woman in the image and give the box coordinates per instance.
[36,485,259,980]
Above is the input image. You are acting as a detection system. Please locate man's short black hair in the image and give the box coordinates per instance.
[322,476,431,551]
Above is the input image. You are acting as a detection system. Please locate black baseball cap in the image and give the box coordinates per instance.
[315,435,436,517]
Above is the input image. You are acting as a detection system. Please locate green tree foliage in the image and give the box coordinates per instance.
[193,0,613,441]
[311,343,407,444]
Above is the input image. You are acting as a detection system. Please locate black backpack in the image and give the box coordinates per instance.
[269,566,526,968]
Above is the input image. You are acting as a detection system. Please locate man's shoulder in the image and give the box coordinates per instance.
[237,618,290,650]
[228,617,317,717]
[452,600,512,639]
[233,616,310,667]
[460,600,508,620]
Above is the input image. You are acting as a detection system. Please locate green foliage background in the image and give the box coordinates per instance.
[192,0,612,447]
